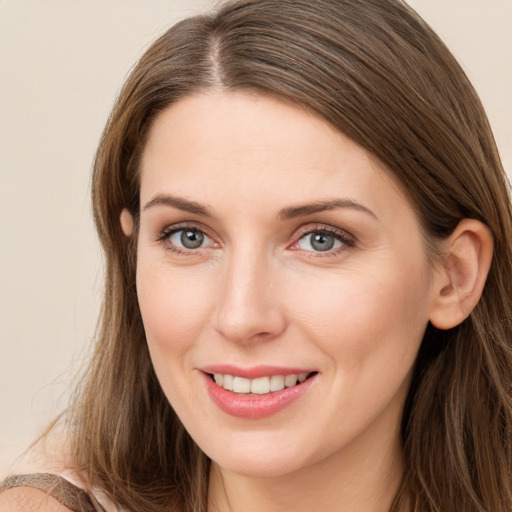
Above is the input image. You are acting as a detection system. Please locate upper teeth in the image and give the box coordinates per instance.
[213,373,309,394]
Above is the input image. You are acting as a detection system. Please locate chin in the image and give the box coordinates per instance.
[215,454,307,478]
[198,431,320,478]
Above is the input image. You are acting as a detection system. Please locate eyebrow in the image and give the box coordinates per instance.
[278,199,377,221]
[142,193,376,221]
[142,194,213,217]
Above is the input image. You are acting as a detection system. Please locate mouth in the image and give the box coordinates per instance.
[202,367,318,418]
[208,371,317,395]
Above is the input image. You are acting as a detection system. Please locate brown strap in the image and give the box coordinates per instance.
[0,473,106,512]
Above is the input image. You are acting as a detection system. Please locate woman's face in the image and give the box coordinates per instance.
[135,91,440,478]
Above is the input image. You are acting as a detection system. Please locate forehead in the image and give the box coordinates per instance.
[139,91,410,224]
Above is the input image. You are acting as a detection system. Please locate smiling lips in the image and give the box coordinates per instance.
[213,372,310,394]
[202,367,316,419]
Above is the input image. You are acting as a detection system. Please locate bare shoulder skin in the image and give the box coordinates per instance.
[0,431,77,512]
[0,486,73,512]
[0,430,113,512]
[2,429,77,481]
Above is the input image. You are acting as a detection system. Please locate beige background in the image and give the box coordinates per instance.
[1,1,511,475]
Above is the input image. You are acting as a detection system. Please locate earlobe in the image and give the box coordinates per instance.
[429,219,493,330]
[120,208,134,237]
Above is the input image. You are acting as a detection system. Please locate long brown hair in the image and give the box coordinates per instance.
[66,1,512,510]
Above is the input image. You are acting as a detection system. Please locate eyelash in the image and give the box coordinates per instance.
[157,224,216,255]
[291,226,355,257]
[156,223,356,257]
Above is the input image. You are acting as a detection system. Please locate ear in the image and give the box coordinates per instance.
[429,219,493,330]
[120,208,134,237]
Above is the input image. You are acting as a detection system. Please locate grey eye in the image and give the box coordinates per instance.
[298,232,342,252]
[170,229,207,249]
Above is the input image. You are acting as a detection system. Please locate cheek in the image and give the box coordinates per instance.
[135,260,217,417]
[285,260,432,444]
[136,260,213,362]
[289,257,432,371]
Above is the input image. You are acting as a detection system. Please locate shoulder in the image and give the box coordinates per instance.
[2,431,112,512]
[0,430,76,511]
[0,485,73,511]
[0,473,105,512]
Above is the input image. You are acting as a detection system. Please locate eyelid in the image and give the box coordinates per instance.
[289,224,356,255]
[155,221,355,256]
[157,220,215,239]
[157,222,218,253]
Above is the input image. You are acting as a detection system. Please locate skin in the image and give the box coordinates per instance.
[128,91,475,512]
[0,84,493,512]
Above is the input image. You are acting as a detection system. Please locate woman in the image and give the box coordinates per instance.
[1,0,511,511]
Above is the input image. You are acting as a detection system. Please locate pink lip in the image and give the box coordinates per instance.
[200,370,317,419]
[200,364,314,379]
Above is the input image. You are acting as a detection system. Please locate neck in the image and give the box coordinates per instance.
[208,427,404,512]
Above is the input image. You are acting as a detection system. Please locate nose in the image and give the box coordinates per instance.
[212,247,287,344]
